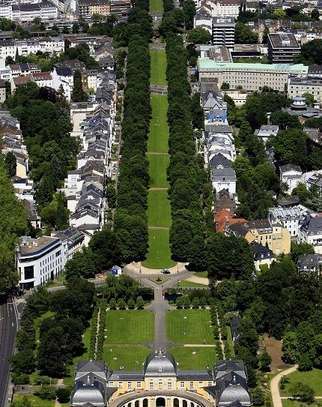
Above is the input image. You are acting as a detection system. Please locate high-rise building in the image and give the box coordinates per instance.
[268,33,301,64]
[212,17,235,48]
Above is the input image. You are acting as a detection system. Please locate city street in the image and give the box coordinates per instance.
[0,298,19,407]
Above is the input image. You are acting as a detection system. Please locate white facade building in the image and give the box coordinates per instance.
[198,59,308,92]
[17,236,65,289]
[268,205,312,239]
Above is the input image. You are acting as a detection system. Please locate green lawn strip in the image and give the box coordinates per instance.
[150,49,167,86]
[281,369,322,396]
[147,190,171,227]
[283,400,321,407]
[149,0,163,13]
[33,311,55,345]
[13,395,54,407]
[148,95,169,153]
[166,310,214,344]
[143,228,175,269]
[103,345,150,371]
[148,154,169,188]
[170,346,216,370]
[105,310,154,344]
[194,271,208,278]
[176,280,207,288]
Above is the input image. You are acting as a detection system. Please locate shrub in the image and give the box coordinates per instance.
[56,388,70,403]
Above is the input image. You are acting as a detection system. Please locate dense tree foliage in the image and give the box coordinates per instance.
[6,83,77,226]
[235,22,258,44]
[207,233,255,280]
[298,39,322,65]
[71,70,87,102]
[114,2,151,263]
[96,274,153,302]
[166,34,210,270]
[187,27,210,44]
[0,158,27,293]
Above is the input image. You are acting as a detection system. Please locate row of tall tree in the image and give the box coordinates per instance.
[113,2,152,264]
[165,34,210,270]
[0,158,27,294]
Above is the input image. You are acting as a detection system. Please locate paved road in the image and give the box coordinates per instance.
[0,297,19,407]
[270,365,298,407]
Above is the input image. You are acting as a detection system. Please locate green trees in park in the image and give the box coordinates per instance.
[71,70,88,102]
[0,158,27,294]
[6,83,77,229]
[299,39,322,65]
[12,280,96,378]
[114,5,152,264]
[207,233,255,280]
[187,27,211,44]
[235,22,258,44]
[165,34,210,270]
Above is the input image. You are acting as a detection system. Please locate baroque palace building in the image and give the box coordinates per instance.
[70,351,252,407]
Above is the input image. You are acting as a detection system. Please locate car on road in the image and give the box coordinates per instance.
[161,269,170,274]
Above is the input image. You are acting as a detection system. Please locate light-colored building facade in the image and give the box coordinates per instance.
[71,356,251,407]
[288,76,322,105]
[198,59,308,92]
[17,236,65,289]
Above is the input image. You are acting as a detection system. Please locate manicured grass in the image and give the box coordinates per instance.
[282,368,322,396]
[170,346,216,370]
[147,190,171,227]
[105,310,154,344]
[148,95,169,153]
[103,345,151,371]
[167,310,214,344]
[283,400,321,407]
[150,0,163,13]
[176,280,207,288]
[148,154,169,188]
[13,395,54,407]
[150,49,167,86]
[34,311,55,344]
[194,271,208,278]
[143,228,175,269]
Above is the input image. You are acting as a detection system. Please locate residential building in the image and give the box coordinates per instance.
[254,125,279,144]
[198,0,241,18]
[211,166,236,196]
[202,90,228,124]
[198,59,308,92]
[205,124,235,161]
[228,219,291,255]
[51,65,73,101]
[12,72,53,91]
[288,76,322,105]
[9,63,41,78]
[17,236,65,289]
[299,216,322,253]
[71,354,251,407]
[78,0,110,19]
[12,2,58,22]
[53,227,85,260]
[302,170,322,194]
[250,242,274,271]
[268,33,301,64]
[297,253,322,275]
[279,164,303,194]
[110,0,131,18]
[0,79,6,103]
[268,205,312,238]
[212,17,235,48]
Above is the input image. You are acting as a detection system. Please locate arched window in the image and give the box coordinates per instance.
[183,400,187,407]
[156,398,166,407]
[135,401,139,407]
[174,399,179,407]
[143,399,149,407]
